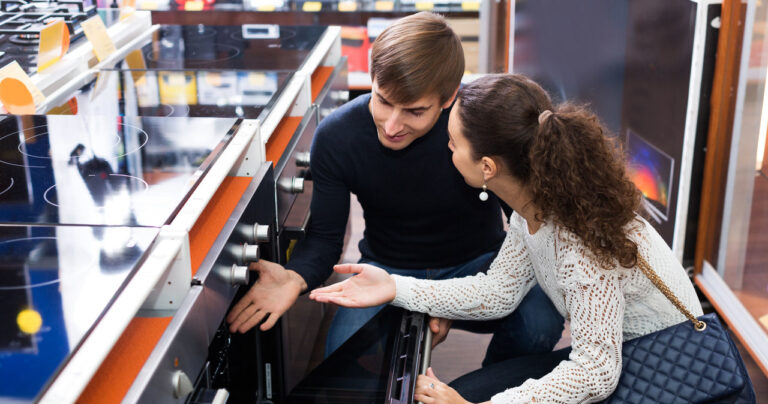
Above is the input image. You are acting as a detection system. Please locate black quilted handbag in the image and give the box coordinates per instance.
[601,257,756,404]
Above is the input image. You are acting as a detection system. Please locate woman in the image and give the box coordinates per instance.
[309,74,703,403]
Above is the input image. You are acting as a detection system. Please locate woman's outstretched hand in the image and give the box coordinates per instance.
[308,263,396,308]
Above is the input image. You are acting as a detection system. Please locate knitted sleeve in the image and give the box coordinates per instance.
[490,236,625,403]
[390,219,536,320]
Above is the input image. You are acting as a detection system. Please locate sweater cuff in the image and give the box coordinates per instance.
[391,275,414,308]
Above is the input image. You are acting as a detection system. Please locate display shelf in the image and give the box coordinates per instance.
[150,9,478,25]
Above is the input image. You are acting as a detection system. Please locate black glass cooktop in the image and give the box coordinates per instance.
[120,25,327,71]
[49,69,293,119]
[0,114,238,227]
[0,223,158,402]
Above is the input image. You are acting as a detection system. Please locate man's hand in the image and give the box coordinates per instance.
[429,317,453,348]
[226,259,307,333]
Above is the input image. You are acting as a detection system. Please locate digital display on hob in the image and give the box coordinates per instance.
[0,224,158,402]
[0,114,238,227]
[49,69,293,119]
[119,25,327,71]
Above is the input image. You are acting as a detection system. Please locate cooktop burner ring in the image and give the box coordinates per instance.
[3,122,150,163]
[162,103,191,117]
[0,237,62,290]
[0,176,14,197]
[43,173,150,208]
[145,43,241,66]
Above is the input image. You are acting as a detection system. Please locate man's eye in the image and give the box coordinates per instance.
[410,111,424,117]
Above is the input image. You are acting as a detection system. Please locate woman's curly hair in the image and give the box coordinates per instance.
[457,74,642,269]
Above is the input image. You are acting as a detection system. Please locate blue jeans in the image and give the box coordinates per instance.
[324,251,565,365]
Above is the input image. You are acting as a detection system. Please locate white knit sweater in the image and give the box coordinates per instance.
[391,212,703,403]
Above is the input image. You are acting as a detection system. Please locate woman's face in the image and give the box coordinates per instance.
[447,101,485,188]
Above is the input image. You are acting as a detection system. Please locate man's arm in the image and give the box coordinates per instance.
[227,120,353,332]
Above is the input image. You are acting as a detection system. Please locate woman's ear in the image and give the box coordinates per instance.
[481,156,499,181]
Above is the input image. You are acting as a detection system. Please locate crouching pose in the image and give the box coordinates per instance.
[310,74,704,403]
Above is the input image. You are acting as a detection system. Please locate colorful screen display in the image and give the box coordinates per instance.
[626,129,674,223]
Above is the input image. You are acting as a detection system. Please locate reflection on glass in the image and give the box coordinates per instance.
[0,115,236,227]
[721,0,768,337]
[0,225,158,402]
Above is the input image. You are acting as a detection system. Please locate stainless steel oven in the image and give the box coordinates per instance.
[124,163,277,403]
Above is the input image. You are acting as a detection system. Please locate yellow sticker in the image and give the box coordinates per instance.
[0,61,45,109]
[338,0,356,11]
[37,20,67,72]
[302,1,321,11]
[184,0,203,10]
[374,0,393,10]
[415,1,433,10]
[139,0,158,9]
[124,49,147,84]
[119,0,136,20]
[256,3,275,10]
[81,16,116,62]
[461,1,480,11]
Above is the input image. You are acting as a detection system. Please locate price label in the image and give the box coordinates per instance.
[81,16,116,62]
[0,61,45,113]
[338,0,356,11]
[374,0,393,10]
[302,1,321,11]
[119,0,136,19]
[415,1,433,10]
[461,1,479,11]
[38,19,69,72]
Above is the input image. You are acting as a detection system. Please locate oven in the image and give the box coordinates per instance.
[123,163,278,403]
[285,307,433,404]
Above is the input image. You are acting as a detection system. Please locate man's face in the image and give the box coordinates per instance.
[369,80,453,151]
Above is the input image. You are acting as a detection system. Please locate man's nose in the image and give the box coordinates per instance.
[384,111,404,135]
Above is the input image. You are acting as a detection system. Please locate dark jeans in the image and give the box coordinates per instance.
[450,348,572,402]
[325,251,565,366]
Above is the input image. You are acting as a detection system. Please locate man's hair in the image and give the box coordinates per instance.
[370,12,464,104]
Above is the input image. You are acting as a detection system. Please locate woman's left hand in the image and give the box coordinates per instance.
[414,368,472,404]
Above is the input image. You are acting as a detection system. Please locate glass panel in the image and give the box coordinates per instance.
[723,0,768,334]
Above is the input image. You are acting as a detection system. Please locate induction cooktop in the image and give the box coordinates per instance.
[0,223,158,403]
[0,114,239,227]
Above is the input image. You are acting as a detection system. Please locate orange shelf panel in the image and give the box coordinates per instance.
[265,116,302,167]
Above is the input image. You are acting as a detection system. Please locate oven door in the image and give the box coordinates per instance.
[124,163,277,403]
[285,307,432,404]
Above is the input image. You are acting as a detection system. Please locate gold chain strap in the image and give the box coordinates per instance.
[636,255,707,331]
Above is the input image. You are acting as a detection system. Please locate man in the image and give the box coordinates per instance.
[227,12,564,362]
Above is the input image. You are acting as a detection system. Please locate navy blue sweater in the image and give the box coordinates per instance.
[288,94,506,290]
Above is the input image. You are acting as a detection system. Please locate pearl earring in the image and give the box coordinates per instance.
[479,183,488,201]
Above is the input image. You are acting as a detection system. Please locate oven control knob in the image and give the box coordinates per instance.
[236,223,271,244]
[241,243,260,263]
[295,151,310,167]
[230,264,250,286]
[254,224,271,243]
[173,370,194,399]
[279,177,305,194]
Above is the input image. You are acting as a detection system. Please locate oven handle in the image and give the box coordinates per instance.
[283,210,311,240]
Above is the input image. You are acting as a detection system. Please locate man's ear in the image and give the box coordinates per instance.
[442,86,460,110]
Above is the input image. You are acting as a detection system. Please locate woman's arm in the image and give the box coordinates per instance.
[390,220,537,321]
[489,245,625,403]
